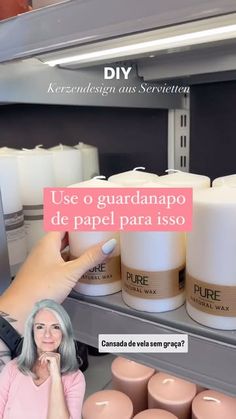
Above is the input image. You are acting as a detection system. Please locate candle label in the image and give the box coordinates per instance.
[71,255,121,284]
[4,210,24,232]
[186,273,236,316]
[4,210,26,269]
[121,264,185,299]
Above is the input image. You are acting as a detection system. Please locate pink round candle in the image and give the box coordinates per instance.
[148,372,197,419]
[82,390,133,419]
[133,409,178,418]
[111,357,155,415]
[192,390,236,419]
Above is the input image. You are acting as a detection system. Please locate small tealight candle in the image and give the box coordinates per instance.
[148,372,197,419]
[0,155,27,276]
[108,167,159,186]
[49,144,83,186]
[133,409,178,419]
[74,142,100,180]
[68,178,121,296]
[111,357,155,415]
[212,174,236,187]
[186,187,236,329]
[192,390,236,419]
[159,171,210,189]
[82,390,133,419]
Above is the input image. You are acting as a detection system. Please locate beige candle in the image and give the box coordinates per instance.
[133,409,178,418]
[192,390,236,419]
[148,372,197,419]
[111,357,155,415]
[82,390,133,419]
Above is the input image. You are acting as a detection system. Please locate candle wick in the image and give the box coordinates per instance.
[203,397,221,403]
[165,169,182,173]
[163,378,175,384]
[133,167,146,171]
[93,175,106,180]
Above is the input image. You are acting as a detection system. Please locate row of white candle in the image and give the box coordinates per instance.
[82,356,236,419]
[0,143,99,185]
[0,143,99,275]
[1,155,236,330]
[69,170,236,330]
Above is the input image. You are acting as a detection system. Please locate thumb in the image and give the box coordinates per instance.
[65,238,117,281]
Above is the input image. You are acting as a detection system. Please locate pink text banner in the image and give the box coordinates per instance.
[44,187,192,232]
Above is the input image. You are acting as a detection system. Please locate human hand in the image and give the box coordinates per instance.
[39,352,61,379]
[0,232,117,334]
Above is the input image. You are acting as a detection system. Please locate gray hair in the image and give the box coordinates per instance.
[17,299,79,376]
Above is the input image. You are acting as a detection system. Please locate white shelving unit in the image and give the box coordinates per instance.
[1,0,236,397]
[1,0,236,63]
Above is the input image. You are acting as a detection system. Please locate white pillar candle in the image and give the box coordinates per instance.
[0,147,19,154]
[159,171,210,189]
[133,409,178,419]
[49,144,83,186]
[108,167,159,186]
[192,390,236,419]
[213,174,236,187]
[121,172,209,313]
[69,178,121,296]
[0,155,27,276]
[17,148,56,251]
[148,372,197,419]
[186,187,236,329]
[74,142,100,180]
[111,357,155,415]
[121,181,186,312]
[82,390,133,419]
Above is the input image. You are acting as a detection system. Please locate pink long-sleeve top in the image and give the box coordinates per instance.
[0,359,85,419]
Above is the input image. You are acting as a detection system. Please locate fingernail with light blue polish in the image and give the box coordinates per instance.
[102,238,117,255]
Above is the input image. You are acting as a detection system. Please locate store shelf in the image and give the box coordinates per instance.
[63,292,236,396]
[138,44,236,84]
[1,0,236,64]
[0,60,184,108]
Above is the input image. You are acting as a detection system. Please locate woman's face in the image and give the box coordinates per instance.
[33,309,63,355]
